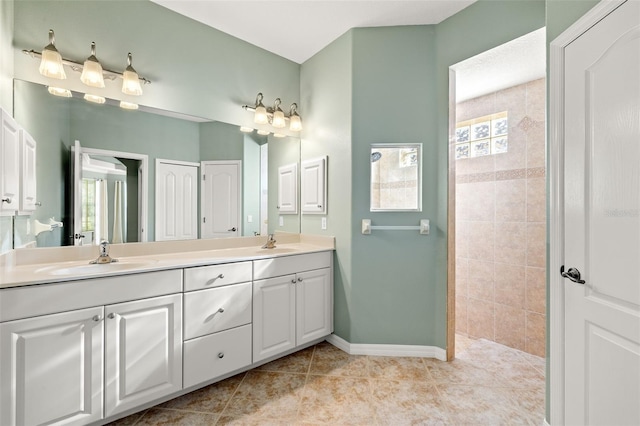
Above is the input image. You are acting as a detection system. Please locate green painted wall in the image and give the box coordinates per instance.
[243,136,261,236]
[12,0,300,127]
[300,30,353,339]
[199,121,244,161]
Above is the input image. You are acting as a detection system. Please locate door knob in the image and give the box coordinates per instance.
[560,265,585,284]
[228,227,237,232]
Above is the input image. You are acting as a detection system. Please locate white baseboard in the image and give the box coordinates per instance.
[326,334,447,361]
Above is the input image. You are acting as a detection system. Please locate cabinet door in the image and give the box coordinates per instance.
[105,294,182,417]
[19,129,37,213]
[0,307,104,426]
[296,268,333,345]
[1,109,20,213]
[253,275,296,362]
[277,163,297,214]
[301,156,327,214]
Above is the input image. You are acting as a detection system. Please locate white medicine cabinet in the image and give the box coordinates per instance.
[277,163,298,214]
[301,156,327,215]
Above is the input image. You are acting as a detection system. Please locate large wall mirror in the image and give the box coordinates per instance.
[370,143,422,212]
[10,79,301,249]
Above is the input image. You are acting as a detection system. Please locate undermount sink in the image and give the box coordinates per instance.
[35,260,158,276]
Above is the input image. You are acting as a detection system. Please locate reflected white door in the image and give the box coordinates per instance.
[72,140,83,246]
[201,161,240,239]
[564,1,640,424]
[155,160,198,241]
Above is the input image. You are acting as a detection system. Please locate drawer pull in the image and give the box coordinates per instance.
[218,352,225,359]
[217,274,225,280]
[218,308,225,314]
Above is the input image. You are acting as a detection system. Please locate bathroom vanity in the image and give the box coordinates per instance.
[0,234,334,426]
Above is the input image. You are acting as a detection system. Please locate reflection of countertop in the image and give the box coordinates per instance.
[0,233,334,289]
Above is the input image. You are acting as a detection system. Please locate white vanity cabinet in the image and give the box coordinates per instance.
[0,270,183,426]
[0,306,105,426]
[104,293,183,417]
[183,262,253,389]
[253,252,333,362]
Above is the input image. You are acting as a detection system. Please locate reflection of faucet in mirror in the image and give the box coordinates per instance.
[90,240,118,264]
[261,234,276,249]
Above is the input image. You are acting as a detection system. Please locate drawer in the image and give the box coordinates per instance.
[184,261,252,291]
[253,251,332,280]
[183,282,252,340]
[0,270,183,322]
[183,324,252,389]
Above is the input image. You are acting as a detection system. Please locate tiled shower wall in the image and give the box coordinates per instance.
[455,78,546,357]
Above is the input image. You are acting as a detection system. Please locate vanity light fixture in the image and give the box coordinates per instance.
[273,133,286,138]
[256,129,270,136]
[80,42,105,88]
[122,53,143,96]
[39,30,66,79]
[242,92,303,133]
[84,93,106,104]
[119,101,139,110]
[240,126,254,133]
[47,86,72,97]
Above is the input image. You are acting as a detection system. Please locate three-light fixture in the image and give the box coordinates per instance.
[242,93,302,135]
[24,29,150,109]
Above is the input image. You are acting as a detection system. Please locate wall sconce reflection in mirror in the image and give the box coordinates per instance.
[23,29,150,104]
[241,92,302,136]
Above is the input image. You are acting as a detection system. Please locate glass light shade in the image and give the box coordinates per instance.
[289,114,302,132]
[84,94,106,104]
[81,59,105,88]
[240,126,254,133]
[39,48,66,79]
[257,129,270,136]
[273,133,286,138]
[254,105,268,124]
[47,87,71,97]
[122,70,143,95]
[120,101,139,110]
[272,109,286,128]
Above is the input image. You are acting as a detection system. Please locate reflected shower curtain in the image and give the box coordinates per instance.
[95,179,108,243]
[112,181,124,244]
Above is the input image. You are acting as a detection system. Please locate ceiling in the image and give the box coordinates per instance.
[151,0,476,64]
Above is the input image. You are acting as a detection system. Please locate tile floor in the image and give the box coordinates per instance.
[109,335,545,425]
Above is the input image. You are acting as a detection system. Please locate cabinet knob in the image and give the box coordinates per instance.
[317,205,322,208]
[218,352,224,359]
[92,315,102,322]
[218,308,225,313]
[1,197,11,204]
[107,313,116,319]
[291,278,297,284]
[297,277,303,282]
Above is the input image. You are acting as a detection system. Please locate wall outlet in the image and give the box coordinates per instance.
[321,217,327,230]
[279,216,284,226]
[247,215,253,223]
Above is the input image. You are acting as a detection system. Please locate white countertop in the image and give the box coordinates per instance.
[0,233,334,289]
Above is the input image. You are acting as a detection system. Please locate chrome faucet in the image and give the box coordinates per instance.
[90,240,117,264]
[261,234,276,249]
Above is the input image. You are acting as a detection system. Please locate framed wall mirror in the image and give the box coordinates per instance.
[370,143,422,212]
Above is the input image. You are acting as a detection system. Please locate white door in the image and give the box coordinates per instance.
[19,129,37,213]
[253,275,296,362]
[105,294,182,417]
[201,161,240,238]
[277,163,298,214]
[156,160,198,241]
[296,268,332,345]
[0,307,104,426]
[563,1,640,424]
[301,156,327,214]
[1,109,20,214]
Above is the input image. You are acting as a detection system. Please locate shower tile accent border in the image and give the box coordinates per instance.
[456,167,545,184]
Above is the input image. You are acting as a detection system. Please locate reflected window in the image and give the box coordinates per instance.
[370,143,422,212]
[81,178,96,233]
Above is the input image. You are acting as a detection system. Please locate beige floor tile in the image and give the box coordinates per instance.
[158,373,245,413]
[309,341,369,377]
[257,346,314,374]
[105,410,148,426]
[423,357,496,386]
[217,415,297,425]
[135,408,219,425]
[222,371,306,419]
[367,356,432,382]
[490,361,545,389]
[298,375,374,425]
[372,379,451,425]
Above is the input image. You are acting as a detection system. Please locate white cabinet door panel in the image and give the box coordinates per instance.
[0,306,104,426]
[277,163,297,214]
[301,156,326,214]
[105,294,182,417]
[253,275,296,362]
[296,268,332,345]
